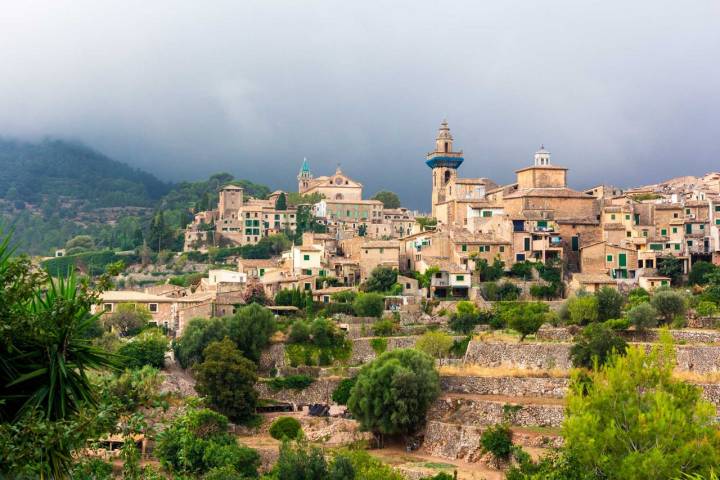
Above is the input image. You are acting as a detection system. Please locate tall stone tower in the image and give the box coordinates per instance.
[426,120,464,217]
[297,157,312,193]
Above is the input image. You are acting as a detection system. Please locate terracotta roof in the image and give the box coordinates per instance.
[572,273,616,284]
[503,187,591,200]
[100,291,175,302]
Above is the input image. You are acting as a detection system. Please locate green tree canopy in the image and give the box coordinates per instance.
[193,338,258,424]
[353,292,385,318]
[563,341,720,479]
[275,192,288,211]
[118,329,168,369]
[362,266,398,293]
[570,322,628,369]
[651,290,686,324]
[371,191,401,209]
[347,348,440,438]
[595,287,624,321]
[227,303,276,362]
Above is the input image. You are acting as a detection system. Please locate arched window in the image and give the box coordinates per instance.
[444,141,449,152]
[335,193,344,200]
[444,170,451,184]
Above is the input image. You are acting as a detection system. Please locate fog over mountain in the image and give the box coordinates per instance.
[0,1,718,209]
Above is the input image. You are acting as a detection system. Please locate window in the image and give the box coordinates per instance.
[103,303,113,312]
[499,246,505,252]
[607,254,613,262]
[405,283,411,289]
[456,275,465,281]
[650,244,663,251]
[626,231,631,237]
[686,224,692,234]
[700,224,705,230]
[571,236,579,251]
[625,214,630,220]
[610,214,616,220]
[642,231,648,237]
[661,228,667,236]
[688,240,694,246]
[304,282,311,290]
[482,210,492,217]
[524,238,531,251]
[461,244,467,252]
[674,244,680,251]
[259,268,265,276]
[635,214,641,224]
[516,253,525,261]
[303,254,310,261]
[537,220,547,228]
[673,213,679,218]
[686,208,691,215]
[148,303,158,313]
[672,227,678,233]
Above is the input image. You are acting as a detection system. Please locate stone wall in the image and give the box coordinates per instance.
[350,336,420,364]
[441,375,568,398]
[537,326,720,345]
[428,395,564,428]
[255,378,341,405]
[423,421,562,462]
[463,341,573,370]
[259,343,286,373]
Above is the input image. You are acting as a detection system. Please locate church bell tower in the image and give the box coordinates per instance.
[426,120,464,218]
[297,157,312,193]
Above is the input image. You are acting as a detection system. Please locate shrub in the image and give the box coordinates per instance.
[603,318,631,331]
[651,290,686,324]
[288,320,311,344]
[627,303,658,331]
[689,261,718,285]
[227,303,276,362]
[372,318,396,336]
[273,440,328,480]
[118,329,168,369]
[269,417,302,440]
[105,303,151,336]
[696,301,718,317]
[449,335,472,357]
[353,293,385,318]
[415,331,453,358]
[348,349,440,436]
[362,266,398,293]
[370,337,387,355]
[570,323,627,369]
[530,283,559,300]
[595,287,624,321]
[480,423,513,460]
[331,377,357,405]
[505,303,549,341]
[627,287,650,308]
[173,317,228,369]
[510,261,535,280]
[566,296,599,325]
[268,375,315,391]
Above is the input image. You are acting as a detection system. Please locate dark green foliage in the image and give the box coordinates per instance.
[510,261,535,280]
[348,349,440,436]
[288,320,311,344]
[481,423,513,460]
[657,256,685,285]
[155,408,259,477]
[275,192,288,211]
[482,281,521,301]
[269,416,302,440]
[193,339,258,423]
[353,292,385,317]
[70,457,113,479]
[268,375,315,391]
[42,250,140,277]
[603,317,631,331]
[329,455,356,480]
[650,290,686,324]
[370,337,388,355]
[595,287,624,321]
[173,317,229,368]
[420,474,454,480]
[371,190,401,208]
[332,377,357,405]
[227,303,276,362]
[372,318,397,336]
[99,366,163,414]
[118,330,168,369]
[689,261,717,285]
[529,283,559,300]
[570,323,627,369]
[362,266,398,293]
[450,335,472,357]
[495,302,549,338]
[273,439,328,480]
[476,256,505,281]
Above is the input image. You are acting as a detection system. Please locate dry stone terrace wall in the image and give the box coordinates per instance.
[537,326,720,344]
[429,395,564,428]
[255,378,341,405]
[441,375,568,398]
[350,336,421,364]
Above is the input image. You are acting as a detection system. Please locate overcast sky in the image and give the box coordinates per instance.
[1,1,719,209]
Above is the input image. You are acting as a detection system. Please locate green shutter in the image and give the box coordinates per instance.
[571,236,579,251]
[686,224,692,234]
[607,254,613,262]
[524,238,530,251]
[619,253,627,267]
[661,229,667,236]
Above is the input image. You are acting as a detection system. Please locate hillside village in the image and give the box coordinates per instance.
[7,122,720,479]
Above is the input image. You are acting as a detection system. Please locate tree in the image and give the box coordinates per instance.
[651,290,686,324]
[0,227,120,478]
[155,408,260,477]
[147,210,175,252]
[227,303,276,362]
[118,329,168,369]
[332,377,357,405]
[269,417,302,440]
[65,234,95,255]
[595,287,624,321]
[362,266,398,292]
[173,317,229,368]
[627,302,658,331]
[480,423,513,461]
[566,295,599,325]
[371,191,401,209]
[416,331,453,358]
[511,261,535,280]
[105,303,151,336]
[689,261,717,285]
[563,341,720,479]
[193,339,258,424]
[353,292,385,317]
[273,439,328,480]
[658,256,684,285]
[508,305,547,341]
[348,349,440,438]
[242,281,269,306]
[570,323,627,369]
[449,303,480,334]
[476,257,505,282]
[275,192,288,211]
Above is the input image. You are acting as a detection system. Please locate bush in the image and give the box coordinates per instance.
[372,318,396,336]
[348,349,440,436]
[227,303,276,362]
[596,287,624,321]
[570,323,628,369]
[510,261,535,280]
[173,317,228,369]
[651,290,686,324]
[505,303,549,341]
[353,292,385,317]
[627,287,650,308]
[269,417,302,440]
[603,318,631,331]
[369,337,387,355]
[689,261,718,285]
[193,338,258,424]
[481,423,513,460]
[287,320,311,344]
[268,375,315,391]
[331,377,357,405]
[105,303,151,336]
[450,335,472,357]
[415,331,453,358]
[118,329,168,369]
[566,296,599,325]
[627,303,658,331]
[696,301,718,317]
[530,283,559,300]
[273,440,328,480]
[362,266,398,293]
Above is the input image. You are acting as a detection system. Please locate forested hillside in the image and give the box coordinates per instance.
[0,138,270,255]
